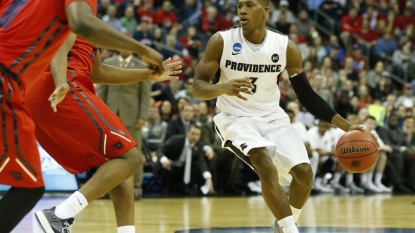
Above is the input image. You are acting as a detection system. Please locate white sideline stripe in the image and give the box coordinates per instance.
[110,131,131,142]
[0,157,10,173]
[103,134,107,155]
[16,158,37,182]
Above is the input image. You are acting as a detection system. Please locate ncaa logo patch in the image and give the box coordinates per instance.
[271,54,279,63]
[232,43,242,55]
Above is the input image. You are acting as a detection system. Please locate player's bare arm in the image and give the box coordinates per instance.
[48,33,77,112]
[286,40,354,132]
[193,33,254,100]
[66,1,164,74]
[90,54,182,84]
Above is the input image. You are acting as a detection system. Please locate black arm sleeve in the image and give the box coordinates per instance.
[289,72,337,123]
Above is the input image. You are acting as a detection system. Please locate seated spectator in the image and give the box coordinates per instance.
[199,5,221,36]
[392,41,415,78]
[136,0,155,24]
[334,90,355,118]
[177,78,201,104]
[154,0,177,30]
[160,34,184,59]
[356,84,373,111]
[343,56,359,83]
[373,31,398,63]
[395,83,414,111]
[371,71,392,102]
[368,61,385,88]
[133,21,153,47]
[97,0,111,19]
[346,44,368,74]
[142,105,168,153]
[271,0,295,26]
[296,9,313,37]
[340,7,359,48]
[275,13,291,34]
[312,36,327,63]
[156,124,215,195]
[394,6,415,33]
[159,100,175,123]
[102,4,128,33]
[310,72,333,107]
[165,103,195,141]
[120,6,138,35]
[177,0,198,23]
[354,18,380,49]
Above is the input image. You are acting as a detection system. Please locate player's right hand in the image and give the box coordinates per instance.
[48,83,70,113]
[141,47,165,75]
[221,77,254,101]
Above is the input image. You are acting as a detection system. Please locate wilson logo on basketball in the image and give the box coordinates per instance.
[340,146,370,154]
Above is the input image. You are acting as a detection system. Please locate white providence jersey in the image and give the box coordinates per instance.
[217,26,288,117]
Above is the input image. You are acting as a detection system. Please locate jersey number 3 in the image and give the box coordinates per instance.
[250,77,258,93]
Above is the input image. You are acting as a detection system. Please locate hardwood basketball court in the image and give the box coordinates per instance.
[10,194,415,233]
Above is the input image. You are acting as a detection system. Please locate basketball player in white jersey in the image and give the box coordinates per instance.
[192,0,374,232]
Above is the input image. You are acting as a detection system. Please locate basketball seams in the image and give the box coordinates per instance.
[336,140,378,148]
[336,151,378,159]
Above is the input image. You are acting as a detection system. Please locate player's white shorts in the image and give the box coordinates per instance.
[213,111,310,186]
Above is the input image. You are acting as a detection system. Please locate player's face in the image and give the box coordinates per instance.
[237,0,268,30]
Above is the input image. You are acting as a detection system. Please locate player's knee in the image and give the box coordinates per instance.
[123,148,143,172]
[290,163,313,187]
[249,148,275,175]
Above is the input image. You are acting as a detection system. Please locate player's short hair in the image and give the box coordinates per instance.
[256,0,269,6]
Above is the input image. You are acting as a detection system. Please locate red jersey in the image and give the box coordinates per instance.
[0,0,97,88]
[68,37,98,77]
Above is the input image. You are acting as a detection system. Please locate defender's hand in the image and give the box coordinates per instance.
[149,58,182,82]
[141,47,165,75]
[48,83,70,113]
[221,77,254,101]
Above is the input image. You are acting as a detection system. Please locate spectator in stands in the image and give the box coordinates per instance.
[371,72,392,102]
[356,84,372,111]
[275,13,291,34]
[402,115,415,191]
[296,9,313,37]
[137,0,156,24]
[165,102,195,141]
[395,83,414,111]
[334,90,355,118]
[98,0,111,19]
[160,79,182,103]
[176,97,189,114]
[368,61,385,88]
[340,7,360,49]
[312,36,327,63]
[377,114,414,193]
[160,34,184,59]
[154,0,177,30]
[160,100,175,123]
[143,105,168,153]
[394,6,415,33]
[373,31,398,63]
[392,41,415,78]
[120,6,138,35]
[177,0,198,23]
[271,0,295,26]
[319,0,344,32]
[133,21,153,47]
[360,115,393,193]
[103,5,127,33]
[200,5,221,36]
[354,18,380,49]
[156,124,214,195]
[177,78,201,104]
[344,56,360,82]
[347,44,368,74]
[286,101,316,129]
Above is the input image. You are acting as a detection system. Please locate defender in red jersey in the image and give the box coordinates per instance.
[27,34,181,233]
[0,0,168,231]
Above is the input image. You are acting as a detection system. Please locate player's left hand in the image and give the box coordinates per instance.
[48,83,70,113]
[347,125,380,147]
[148,58,182,82]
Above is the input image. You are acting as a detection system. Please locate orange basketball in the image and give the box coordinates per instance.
[335,130,378,173]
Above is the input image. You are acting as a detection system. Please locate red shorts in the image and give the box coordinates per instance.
[25,70,137,174]
[0,73,44,188]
